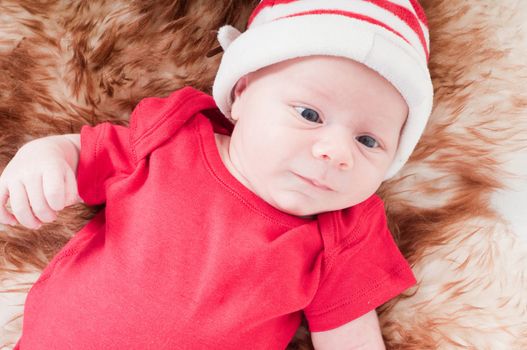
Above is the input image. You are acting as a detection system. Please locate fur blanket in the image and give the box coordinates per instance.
[1,0,526,349]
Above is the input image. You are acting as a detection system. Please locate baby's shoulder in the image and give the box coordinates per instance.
[130,87,215,139]
[317,195,388,250]
[325,194,386,231]
[129,87,217,160]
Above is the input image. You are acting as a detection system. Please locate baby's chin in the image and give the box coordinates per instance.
[268,191,368,217]
[269,194,344,218]
[278,204,346,218]
[266,195,316,217]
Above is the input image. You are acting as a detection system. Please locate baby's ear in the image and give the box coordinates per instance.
[232,75,249,101]
[230,75,249,121]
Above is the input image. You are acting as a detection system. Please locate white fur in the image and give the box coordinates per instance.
[0,269,40,350]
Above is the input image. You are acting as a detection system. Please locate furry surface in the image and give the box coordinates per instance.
[378,1,527,348]
[1,0,526,349]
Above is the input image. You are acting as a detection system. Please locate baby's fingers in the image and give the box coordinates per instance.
[42,166,67,211]
[0,185,17,226]
[64,167,81,206]
[8,181,42,229]
[25,174,57,223]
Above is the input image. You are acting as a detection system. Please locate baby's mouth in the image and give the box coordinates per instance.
[293,173,334,191]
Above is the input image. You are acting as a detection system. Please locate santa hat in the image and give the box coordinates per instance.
[212,0,434,179]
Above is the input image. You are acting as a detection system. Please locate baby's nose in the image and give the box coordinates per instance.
[312,128,353,170]
[316,153,350,170]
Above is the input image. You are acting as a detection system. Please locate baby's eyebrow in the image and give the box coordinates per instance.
[295,80,334,103]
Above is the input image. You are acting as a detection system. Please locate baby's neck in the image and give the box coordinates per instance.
[214,133,251,190]
[214,133,318,220]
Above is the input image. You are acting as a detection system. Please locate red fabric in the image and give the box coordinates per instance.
[306,203,416,331]
[17,87,415,349]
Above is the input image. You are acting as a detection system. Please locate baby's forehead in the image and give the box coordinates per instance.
[254,56,402,95]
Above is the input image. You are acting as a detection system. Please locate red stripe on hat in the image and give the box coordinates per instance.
[279,9,413,51]
[249,0,298,25]
[408,0,428,27]
[248,0,428,59]
[364,0,428,58]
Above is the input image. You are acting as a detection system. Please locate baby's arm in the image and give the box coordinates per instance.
[0,134,81,229]
[311,310,386,350]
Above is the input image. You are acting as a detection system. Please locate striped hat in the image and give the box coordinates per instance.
[212,0,434,179]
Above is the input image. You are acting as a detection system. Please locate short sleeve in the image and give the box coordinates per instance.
[304,199,416,332]
[76,87,218,206]
[77,122,134,205]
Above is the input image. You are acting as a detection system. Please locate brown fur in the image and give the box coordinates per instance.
[2,0,527,349]
[0,0,255,268]
[377,0,527,348]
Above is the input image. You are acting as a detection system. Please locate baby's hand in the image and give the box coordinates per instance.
[0,135,81,229]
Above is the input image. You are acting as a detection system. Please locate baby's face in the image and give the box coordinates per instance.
[224,56,408,216]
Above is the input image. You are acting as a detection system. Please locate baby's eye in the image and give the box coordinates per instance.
[356,135,379,148]
[294,107,321,123]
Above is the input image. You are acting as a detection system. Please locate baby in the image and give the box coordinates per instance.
[0,0,433,349]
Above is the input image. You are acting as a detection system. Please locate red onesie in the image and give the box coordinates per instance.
[16,87,415,349]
